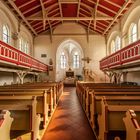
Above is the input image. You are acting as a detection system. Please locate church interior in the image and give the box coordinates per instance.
[0,0,140,140]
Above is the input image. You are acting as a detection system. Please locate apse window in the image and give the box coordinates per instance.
[2,24,10,44]
[73,52,80,68]
[60,52,66,69]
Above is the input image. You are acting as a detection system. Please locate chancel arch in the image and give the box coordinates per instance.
[56,39,84,81]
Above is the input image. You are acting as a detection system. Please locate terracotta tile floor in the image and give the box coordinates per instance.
[42,87,97,140]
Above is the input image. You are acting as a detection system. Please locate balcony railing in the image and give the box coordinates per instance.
[0,40,48,72]
[100,39,140,70]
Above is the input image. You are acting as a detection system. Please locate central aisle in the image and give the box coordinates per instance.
[42,87,96,140]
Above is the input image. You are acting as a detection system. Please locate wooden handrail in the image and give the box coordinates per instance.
[0,40,48,72]
[100,39,140,70]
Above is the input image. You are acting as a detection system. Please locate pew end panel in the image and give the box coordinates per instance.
[98,97,140,140]
[123,110,140,140]
[0,110,13,140]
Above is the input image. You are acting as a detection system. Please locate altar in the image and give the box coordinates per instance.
[64,69,75,86]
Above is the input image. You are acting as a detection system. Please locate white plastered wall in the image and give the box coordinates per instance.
[34,22,107,82]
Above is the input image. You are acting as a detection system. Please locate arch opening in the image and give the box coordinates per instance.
[56,39,84,81]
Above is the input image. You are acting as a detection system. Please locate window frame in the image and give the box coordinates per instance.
[115,36,121,51]
[60,52,67,69]
[129,23,137,44]
[2,24,10,44]
[73,52,80,69]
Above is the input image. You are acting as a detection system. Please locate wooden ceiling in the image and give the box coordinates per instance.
[3,0,136,36]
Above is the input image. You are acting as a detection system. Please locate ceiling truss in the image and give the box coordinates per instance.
[3,0,136,36]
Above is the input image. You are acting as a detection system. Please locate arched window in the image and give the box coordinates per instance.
[19,38,30,54]
[73,52,80,68]
[24,42,29,54]
[111,40,115,54]
[115,36,121,51]
[60,52,66,69]
[19,38,24,51]
[2,25,10,44]
[129,23,137,43]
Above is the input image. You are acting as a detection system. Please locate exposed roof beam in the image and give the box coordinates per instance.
[80,2,113,17]
[79,21,100,34]
[103,0,134,35]
[34,25,43,30]
[88,20,92,32]
[90,26,103,34]
[47,3,59,12]
[80,2,93,12]
[96,24,105,31]
[58,0,63,23]
[79,21,89,26]
[80,7,91,16]
[23,4,40,15]
[39,0,46,30]
[86,0,117,15]
[7,0,37,36]
[98,4,117,15]
[77,0,81,17]
[27,16,113,21]
[59,0,78,3]
[104,0,121,8]
[97,21,108,27]
[88,9,94,33]
[19,0,36,9]
[48,8,59,16]
[94,0,99,30]
[32,21,42,27]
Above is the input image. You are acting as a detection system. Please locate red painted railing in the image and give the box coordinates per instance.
[100,39,140,70]
[0,40,48,72]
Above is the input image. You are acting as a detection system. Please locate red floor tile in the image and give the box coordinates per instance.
[42,87,96,140]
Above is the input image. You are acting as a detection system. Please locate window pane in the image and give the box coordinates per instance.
[60,53,66,69]
[115,36,121,51]
[129,24,137,43]
[2,25,9,44]
[111,41,115,54]
[73,54,79,68]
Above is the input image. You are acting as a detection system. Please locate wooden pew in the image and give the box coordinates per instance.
[123,109,140,140]
[82,88,140,122]
[0,110,13,140]
[0,82,63,139]
[0,88,52,128]
[97,97,140,140]
[88,90,140,128]
[0,96,40,140]
[76,81,140,109]
[0,81,63,108]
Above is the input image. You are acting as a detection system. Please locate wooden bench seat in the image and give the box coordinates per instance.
[0,82,64,139]
[87,90,140,127]
[0,89,53,128]
[97,97,140,140]
[0,96,40,140]
[76,82,140,107]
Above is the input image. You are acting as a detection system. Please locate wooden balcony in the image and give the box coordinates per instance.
[0,40,48,72]
[100,39,140,71]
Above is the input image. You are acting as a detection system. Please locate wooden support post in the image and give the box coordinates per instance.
[17,71,29,84]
